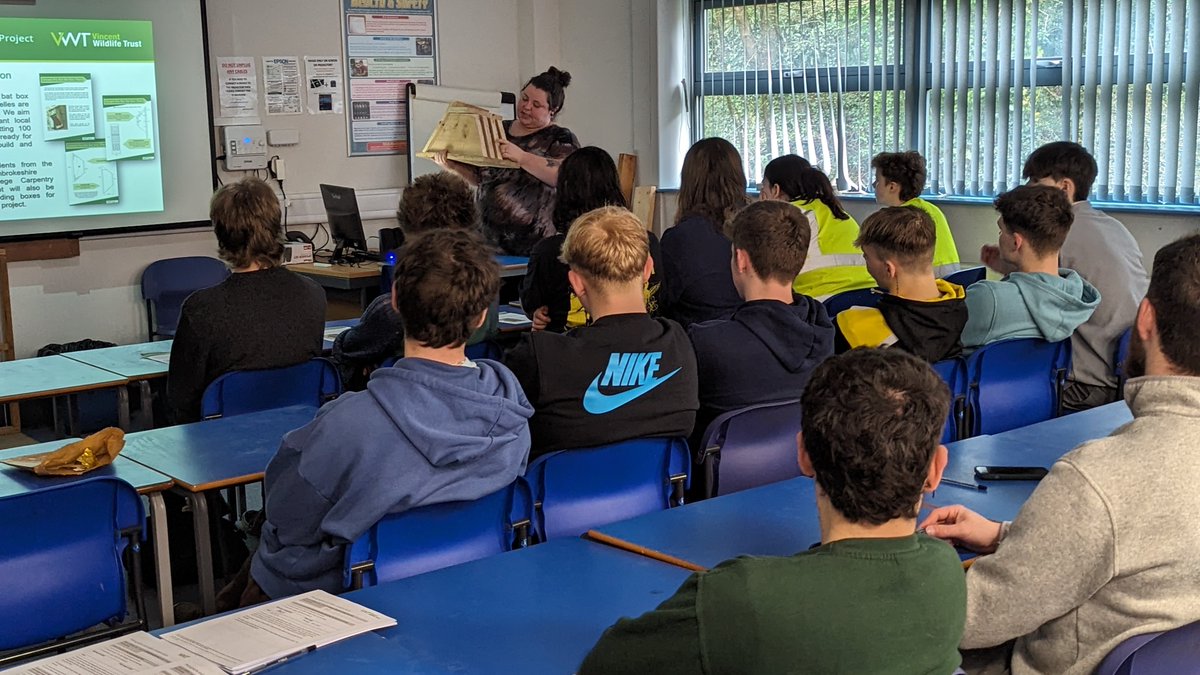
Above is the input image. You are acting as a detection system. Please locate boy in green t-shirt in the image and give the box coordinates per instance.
[872,150,961,276]
[578,348,967,675]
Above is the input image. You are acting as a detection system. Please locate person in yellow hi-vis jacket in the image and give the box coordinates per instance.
[758,155,875,301]
[871,151,961,278]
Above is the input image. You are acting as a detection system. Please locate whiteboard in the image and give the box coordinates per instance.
[406,83,516,183]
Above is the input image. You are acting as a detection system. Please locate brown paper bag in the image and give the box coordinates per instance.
[1,427,125,476]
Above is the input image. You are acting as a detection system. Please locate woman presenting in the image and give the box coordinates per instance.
[434,67,579,256]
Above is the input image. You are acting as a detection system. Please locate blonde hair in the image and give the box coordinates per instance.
[560,206,648,287]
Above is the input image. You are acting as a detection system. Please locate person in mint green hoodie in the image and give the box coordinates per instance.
[962,185,1099,348]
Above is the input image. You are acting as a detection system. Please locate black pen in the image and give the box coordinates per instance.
[939,477,988,492]
[245,645,317,674]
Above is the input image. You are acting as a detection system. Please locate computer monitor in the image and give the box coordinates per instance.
[319,184,369,262]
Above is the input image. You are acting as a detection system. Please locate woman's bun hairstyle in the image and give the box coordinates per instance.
[526,66,572,114]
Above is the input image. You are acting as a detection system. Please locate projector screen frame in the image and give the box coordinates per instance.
[0,0,219,245]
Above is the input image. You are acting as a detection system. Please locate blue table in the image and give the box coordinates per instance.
[271,538,691,674]
[59,341,173,428]
[121,405,318,616]
[495,255,529,279]
[0,355,132,431]
[992,401,1131,452]
[0,440,176,627]
[323,319,359,351]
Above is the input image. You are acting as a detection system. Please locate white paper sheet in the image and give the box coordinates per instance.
[5,631,225,675]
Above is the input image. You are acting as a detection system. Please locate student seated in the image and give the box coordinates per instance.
[688,200,834,440]
[168,177,325,424]
[872,150,960,276]
[659,138,750,328]
[836,206,968,362]
[331,172,498,389]
[922,233,1200,675]
[758,154,875,299]
[520,146,663,333]
[505,206,698,460]
[579,348,966,674]
[962,184,1099,348]
[243,230,533,602]
[984,141,1149,411]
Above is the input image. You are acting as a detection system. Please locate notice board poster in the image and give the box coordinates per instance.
[342,0,439,156]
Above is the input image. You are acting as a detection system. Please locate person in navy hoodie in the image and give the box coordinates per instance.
[240,229,534,604]
[688,201,835,442]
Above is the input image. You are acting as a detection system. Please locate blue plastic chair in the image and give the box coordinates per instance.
[966,338,1072,436]
[942,265,987,288]
[1114,326,1134,399]
[200,358,342,419]
[465,339,504,361]
[695,400,803,499]
[343,481,533,590]
[0,477,146,665]
[932,358,968,443]
[524,438,691,541]
[141,256,229,340]
[822,287,882,319]
[1095,620,1200,675]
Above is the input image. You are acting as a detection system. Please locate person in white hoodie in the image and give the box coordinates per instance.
[922,232,1200,674]
[962,184,1100,348]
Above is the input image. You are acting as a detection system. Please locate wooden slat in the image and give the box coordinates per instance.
[631,185,657,233]
[0,250,18,434]
[617,153,638,205]
[0,238,79,262]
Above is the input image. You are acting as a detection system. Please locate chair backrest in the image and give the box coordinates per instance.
[343,481,532,589]
[465,339,504,361]
[140,256,229,339]
[1113,325,1134,398]
[966,338,1071,435]
[524,437,691,541]
[932,358,968,443]
[1096,620,1200,675]
[696,399,803,499]
[0,477,145,659]
[823,287,882,319]
[200,358,342,419]
[942,265,987,288]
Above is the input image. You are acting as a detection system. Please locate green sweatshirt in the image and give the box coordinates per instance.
[579,534,966,675]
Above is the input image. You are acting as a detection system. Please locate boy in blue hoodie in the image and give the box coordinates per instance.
[688,201,834,441]
[962,184,1100,348]
[244,229,534,603]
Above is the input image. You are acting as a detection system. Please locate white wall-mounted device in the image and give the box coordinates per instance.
[222,124,269,170]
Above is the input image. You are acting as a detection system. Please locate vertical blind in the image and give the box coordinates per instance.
[694,0,1200,206]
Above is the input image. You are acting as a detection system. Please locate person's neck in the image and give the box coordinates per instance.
[586,286,649,321]
[509,119,548,137]
[232,261,267,273]
[739,277,794,304]
[1016,253,1061,277]
[817,495,918,544]
[890,271,941,301]
[402,339,468,367]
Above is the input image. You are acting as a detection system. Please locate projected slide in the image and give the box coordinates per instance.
[0,18,162,222]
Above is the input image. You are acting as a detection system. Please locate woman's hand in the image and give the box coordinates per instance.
[498,139,529,167]
[919,505,1004,554]
[430,150,451,169]
[531,306,551,331]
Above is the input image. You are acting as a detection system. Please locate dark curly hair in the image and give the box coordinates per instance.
[801,348,950,525]
[525,66,572,115]
[1144,233,1200,376]
[392,230,500,349]
[397,172,479,235]
[553,146,628,234]
[871,151,928,202]
[993,184,1074,257]
[730,201,811,284]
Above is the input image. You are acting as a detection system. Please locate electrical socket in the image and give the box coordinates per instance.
[270,157,287,181]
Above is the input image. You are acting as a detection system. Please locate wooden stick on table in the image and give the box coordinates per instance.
[585,529,709,572]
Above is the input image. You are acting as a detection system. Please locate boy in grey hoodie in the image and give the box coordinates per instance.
[247,230,534,602]
[963,185,1099,348]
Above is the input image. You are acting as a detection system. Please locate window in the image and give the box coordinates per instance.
[692,0,1200,207]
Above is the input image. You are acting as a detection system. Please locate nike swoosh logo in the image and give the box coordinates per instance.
[582,368,681,415]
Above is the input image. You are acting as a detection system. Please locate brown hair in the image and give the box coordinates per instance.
[210,177,284,269]
[561,206,649,288]
[1145,233,1200,376]
[802,348,950,525]
[398,172,479,235]
[1022,141,1098,201]
[730,201,812,284]
[676,137,749,231]
[393,229,501,349]
[993,184,1074,257]
[856,206,936,268]
[871,151,928,202]
[525,66,572,115]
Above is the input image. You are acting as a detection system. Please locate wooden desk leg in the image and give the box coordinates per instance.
[185,489,217,616]
[116,385,131,430]
[147,492,176,627]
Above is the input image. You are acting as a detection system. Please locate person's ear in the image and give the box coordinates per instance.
[567,269,586,298]
[472,307,488,330]
[924,444,949,492]
[391,286,399,313]
[642,255,654,284]
[1059,177,1077,202]
[1011,231,1026,255]
[797,431,814,477]
[734,248,752,275]
[884,259,898,282]
[1135,297,1156,344]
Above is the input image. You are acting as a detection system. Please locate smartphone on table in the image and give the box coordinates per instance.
[973,465,1049,481]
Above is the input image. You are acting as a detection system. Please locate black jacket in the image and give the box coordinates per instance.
[504,313,699,459]
[659,215,743,329]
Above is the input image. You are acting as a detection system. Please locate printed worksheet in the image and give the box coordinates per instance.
[65,139,119,206]
[103,95,155,161]
[39,73,95,142]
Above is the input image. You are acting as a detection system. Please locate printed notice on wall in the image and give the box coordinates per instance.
[342,0,439,156]
[304,56,343,115]
[262,56,301,115]
[217,57,258,118]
